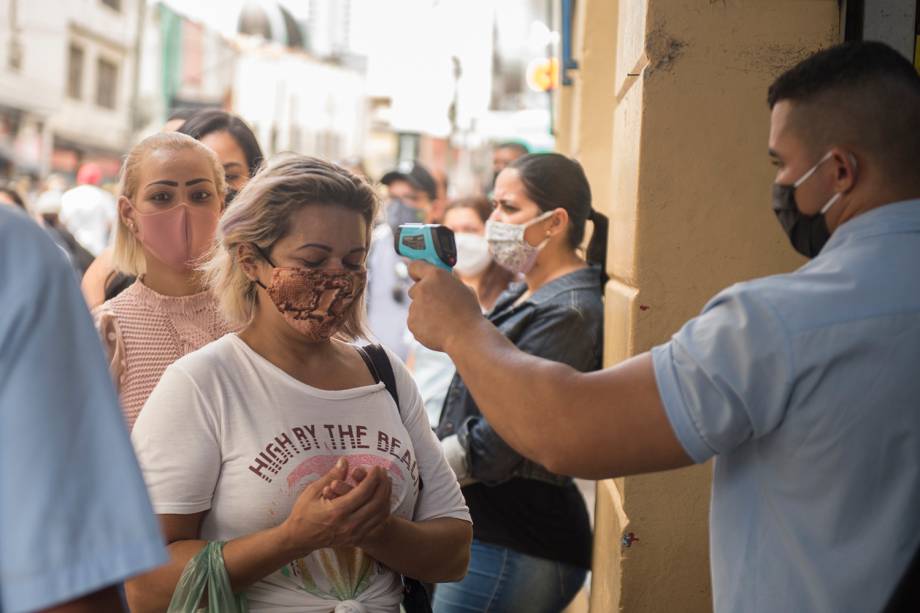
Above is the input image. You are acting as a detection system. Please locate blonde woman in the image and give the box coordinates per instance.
[82,109,265,310]
[93,132,234,429]
[129,155,472,612]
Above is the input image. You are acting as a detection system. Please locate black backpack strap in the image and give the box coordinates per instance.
[359,344,400,414]
[355,345,380,382]
[358,344,432,613]
[358,344,423,494]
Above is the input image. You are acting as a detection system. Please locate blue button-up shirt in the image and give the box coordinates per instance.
[0,208,167,612]
[653,200,920,613]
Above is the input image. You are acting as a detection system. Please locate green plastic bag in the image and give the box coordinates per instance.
[167,541,248,613]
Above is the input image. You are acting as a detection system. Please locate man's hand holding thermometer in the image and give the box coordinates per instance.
[394,223,458,270]
[394,223,488,353]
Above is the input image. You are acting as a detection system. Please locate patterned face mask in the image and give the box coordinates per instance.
[485,210,554,274]
[254,247,366,342]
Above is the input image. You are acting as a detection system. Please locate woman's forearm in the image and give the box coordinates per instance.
[361,517,472,583]
[127,525,302,612]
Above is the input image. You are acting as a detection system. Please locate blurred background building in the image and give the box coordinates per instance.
[0,0,570,193]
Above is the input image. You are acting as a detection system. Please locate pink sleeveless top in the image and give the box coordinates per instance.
[93,280,235,429]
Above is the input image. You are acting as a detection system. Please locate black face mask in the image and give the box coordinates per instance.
[770,152,842,259]
[771,183,832,259]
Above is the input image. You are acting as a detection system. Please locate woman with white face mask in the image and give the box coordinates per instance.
[407,196,514,428]
[444,196,515,311]
[432,154,609,613]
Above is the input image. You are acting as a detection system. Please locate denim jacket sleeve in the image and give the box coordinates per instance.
[457,302,601,484]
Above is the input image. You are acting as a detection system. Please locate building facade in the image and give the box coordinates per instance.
[0,0,141,181]
[553,1,917,611]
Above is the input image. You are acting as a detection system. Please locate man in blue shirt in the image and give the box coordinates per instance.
[405,42,920,612]
[0,207,167,612]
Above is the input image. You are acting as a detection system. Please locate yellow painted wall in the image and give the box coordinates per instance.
[555,1,841,611]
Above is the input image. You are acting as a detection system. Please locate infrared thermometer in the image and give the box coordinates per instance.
[394,224,457,271]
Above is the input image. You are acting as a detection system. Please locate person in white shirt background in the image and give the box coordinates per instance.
[365,161,438,361]
[60,162,117,256]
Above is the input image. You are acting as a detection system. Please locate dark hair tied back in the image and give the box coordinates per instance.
[508,153,608,282]
[586,208,609,279]
[178,109,265,178]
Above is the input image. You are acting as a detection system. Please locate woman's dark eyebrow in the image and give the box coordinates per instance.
[223,162,244,170]
[294,244,367,255]
[295,243,332,252]
[146,178,213,188]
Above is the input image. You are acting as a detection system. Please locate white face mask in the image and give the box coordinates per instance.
[485,210,554,274]
[453,232,492,277]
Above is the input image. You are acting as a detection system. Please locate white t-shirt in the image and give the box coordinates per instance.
[132,334,471,613]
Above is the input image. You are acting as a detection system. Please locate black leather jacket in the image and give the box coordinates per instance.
[436,266,604,486]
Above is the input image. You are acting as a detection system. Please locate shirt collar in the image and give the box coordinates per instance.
[821,199,920,255]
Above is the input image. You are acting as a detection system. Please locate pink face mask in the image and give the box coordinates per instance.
[132,203,219,271]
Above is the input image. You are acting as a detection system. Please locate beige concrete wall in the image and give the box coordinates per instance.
[554,1,841,611]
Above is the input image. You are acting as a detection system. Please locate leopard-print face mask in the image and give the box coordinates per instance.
[259,266,366,342]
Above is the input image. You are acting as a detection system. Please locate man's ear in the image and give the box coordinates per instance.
[119,196,138,235]
[828,147,859,194]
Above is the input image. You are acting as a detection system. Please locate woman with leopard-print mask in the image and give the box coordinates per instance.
[129,154,472,613]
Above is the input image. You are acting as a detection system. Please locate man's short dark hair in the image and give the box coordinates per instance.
[767,41,920,186]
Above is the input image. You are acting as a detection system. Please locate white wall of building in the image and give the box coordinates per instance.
[0,0,142,174]
[233,46,367,161]
[361,0,494,138]
[0,0,66,115]
[50,0,141,154]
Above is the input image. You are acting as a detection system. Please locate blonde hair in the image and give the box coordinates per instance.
[202,154,379,338]
[112,132,227,275]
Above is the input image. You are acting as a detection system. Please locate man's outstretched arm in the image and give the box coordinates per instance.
[408,262,692,479]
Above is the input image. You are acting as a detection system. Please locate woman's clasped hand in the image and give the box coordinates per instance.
[284,458,393,554]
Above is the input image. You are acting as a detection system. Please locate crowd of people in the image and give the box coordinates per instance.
[0,40,918,613]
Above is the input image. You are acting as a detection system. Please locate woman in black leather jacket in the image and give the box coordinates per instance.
[434,153,609,613]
